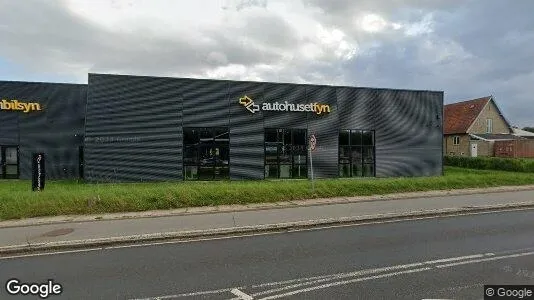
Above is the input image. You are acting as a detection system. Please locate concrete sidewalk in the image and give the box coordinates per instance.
[1,185,534,254]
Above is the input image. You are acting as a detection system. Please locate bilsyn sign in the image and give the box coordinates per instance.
[0,99,42,113]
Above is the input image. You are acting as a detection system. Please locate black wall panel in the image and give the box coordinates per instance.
[182,79,230,128]
[0,81,86,180]
[85,74,443,181]
[3,75,443,182]
[336,87,377,130]
[306,85,339,178]
[85,74,182,182]
[228,81,265,180]
[374,89,443,177]
[263,83,308,129]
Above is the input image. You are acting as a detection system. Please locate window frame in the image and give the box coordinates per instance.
[453,136,460,145]
[264,128,308,179]
[338,130,375,178]
[0,145,20,179]
[486,118,493,134]
[183,127,230,181]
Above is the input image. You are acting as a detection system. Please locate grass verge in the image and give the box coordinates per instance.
[1,167,534,221]
[444,156,534,172]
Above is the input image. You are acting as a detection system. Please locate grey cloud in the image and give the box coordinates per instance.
[0,0,533,127]
[0,0,288,77]
[222,0,268,11]
[239,13,301,49]
[300,0,533,126]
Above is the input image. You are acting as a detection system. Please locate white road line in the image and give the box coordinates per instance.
[251,274,338,288]
[422,253,494,264]
[252,253,494,297]
[252,263,427,296]
[128,249,534,300]
[258,267,433,300]
[1,207,531,260]
[129,287,242,300]
[231,288,253,300]
[0,232,280,260]
[258,251,534,299]
[435,251,534,268]
[0,248,100,260]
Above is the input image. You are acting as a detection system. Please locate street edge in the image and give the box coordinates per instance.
[2,202,534,256]
[2,185,534,228]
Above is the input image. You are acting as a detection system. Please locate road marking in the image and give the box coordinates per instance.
[438,283,484,292]
[1,206,533,260]
[422,253,494,264]
[257,251,534,299]
[128,249,534,300]
[129,287,244,300]
[251,273,338,288]
[0,248,99,260]
[0,232,280,260]
[436,251,534,268]
[252,253,495,297]
[258,267,433,300]
[252,263,429,296]
[231,288,253,300]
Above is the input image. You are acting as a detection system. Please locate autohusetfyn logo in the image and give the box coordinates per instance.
[239,95,331,115]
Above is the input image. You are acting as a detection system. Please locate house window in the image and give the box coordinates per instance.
[264,129,307,179]
[339,130,375,178]
[183,127,229,180]
[453,136,460,145]
[486,119,493,133]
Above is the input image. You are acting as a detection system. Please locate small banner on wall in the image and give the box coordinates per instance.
[32,153,45,192]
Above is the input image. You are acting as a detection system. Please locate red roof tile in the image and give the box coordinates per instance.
[444,96,491,134]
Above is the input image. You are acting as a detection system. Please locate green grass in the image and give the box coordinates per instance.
[1,166,534,221]
[444,156,534,172]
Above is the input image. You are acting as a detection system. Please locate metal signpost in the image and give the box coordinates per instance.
[309,134,316,193]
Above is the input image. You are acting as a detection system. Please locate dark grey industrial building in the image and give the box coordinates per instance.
[0,73,444,182]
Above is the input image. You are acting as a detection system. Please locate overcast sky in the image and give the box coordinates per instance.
[0,0,532,127]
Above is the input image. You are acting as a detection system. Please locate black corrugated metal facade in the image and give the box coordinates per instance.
[84,73,443,182]
[0,73,443,181]
[0,81,87,179]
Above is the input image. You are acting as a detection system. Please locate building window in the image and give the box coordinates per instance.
[0,145,19,179]
[264,129,307,179]
[486,119,493,133]
[183,127,229,180]
[339,130,375,177]
[453,136,460,145]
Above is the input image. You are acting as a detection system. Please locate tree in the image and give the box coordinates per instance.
[523,127,534,133]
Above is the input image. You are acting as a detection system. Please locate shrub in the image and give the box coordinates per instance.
[444,156,534,172]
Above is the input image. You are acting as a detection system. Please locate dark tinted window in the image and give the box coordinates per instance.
[362,131,374,145]
[265,128,308,179]
[351,130,362,145]
[339,130,375,177]
[184,127,229,180]
[184,128,199,145]
[339,130,350,146]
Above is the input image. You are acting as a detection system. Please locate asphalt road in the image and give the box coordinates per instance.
[2,209,534,299]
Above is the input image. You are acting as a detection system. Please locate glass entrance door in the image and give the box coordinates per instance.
[1,146,19,179]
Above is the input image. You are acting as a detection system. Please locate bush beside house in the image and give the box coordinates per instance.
[444,156,534,172]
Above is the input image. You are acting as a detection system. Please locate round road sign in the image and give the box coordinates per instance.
[310,134,317,151]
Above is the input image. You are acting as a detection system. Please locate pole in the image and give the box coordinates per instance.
[309,145,315,193]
